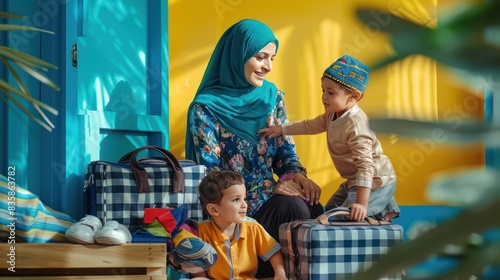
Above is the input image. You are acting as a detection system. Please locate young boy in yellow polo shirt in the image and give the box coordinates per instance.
[191,170,287,280]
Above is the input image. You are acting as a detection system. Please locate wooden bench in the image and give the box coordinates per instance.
[0,243,167,279]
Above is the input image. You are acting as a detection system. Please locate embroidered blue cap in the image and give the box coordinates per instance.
[323,55,370,93]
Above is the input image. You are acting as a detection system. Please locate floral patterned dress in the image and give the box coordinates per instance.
[188,89,307,216]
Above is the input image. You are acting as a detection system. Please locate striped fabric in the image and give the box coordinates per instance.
[0,176,76,243]
[84,160,206,230]
[280,222,403,280]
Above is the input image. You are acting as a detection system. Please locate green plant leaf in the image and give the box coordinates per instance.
[357,2,500,86]
[353,197,500,280]
[437,1,500,31]
[354,2,500,279]
[356,9,428,32]
[415,41,500,81]
[0,88,53,131]
[427,168,500,205]
[0,46,58,70]
[439,240,500,279]
[0,12,53,33]
[0,12,59,131]
[14,61,60,91]
[8,61,56,129]
[0,79,58,116]
[0,12,24,19]
[0,24,54,34]
[0,57,58,111]
[369,118,500,147]
[0,56,58,113]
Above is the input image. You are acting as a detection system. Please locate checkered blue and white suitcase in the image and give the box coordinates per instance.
[279,208,403,280]
[83,146,206,231]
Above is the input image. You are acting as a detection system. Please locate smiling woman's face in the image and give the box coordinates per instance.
[244,42,277,87]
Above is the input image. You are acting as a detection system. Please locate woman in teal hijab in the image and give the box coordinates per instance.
[185,19,324,277]
[185,19,278,156]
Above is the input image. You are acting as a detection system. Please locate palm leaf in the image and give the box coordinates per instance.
[0,88,53,131]
[0,24,54,33]
[354,2,500,279]
[0,12,24,19]
[427,168,500,205]
[357,2,500,82]
[0,13,60,131]
[0,79,58,116]
[7,61,56,129]
[369,118,500,147]
[439,240,500,279]
[14,61,60,91]
[0,57,58,115]
[354,197,500,279]
[0,46,58,70]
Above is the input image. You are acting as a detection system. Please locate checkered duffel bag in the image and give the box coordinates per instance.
[279,207,404,280]
[83,145,206,231]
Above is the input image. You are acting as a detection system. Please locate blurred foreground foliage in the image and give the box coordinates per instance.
[354,1,500,279]
[1,12,59,132]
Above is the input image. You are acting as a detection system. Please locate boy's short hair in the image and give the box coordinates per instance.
[198,170,245,216]
[323,55,370,93]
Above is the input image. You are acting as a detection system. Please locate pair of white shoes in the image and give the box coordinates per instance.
[65,215,131,245]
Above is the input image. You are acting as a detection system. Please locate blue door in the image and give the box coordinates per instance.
[1,0,174,249]
[63,0,169,218]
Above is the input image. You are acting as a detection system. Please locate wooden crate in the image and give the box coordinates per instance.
[0,243,166,279]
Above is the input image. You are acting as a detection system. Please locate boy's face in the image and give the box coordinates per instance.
[321,77,356,116]
[215,183,248,224]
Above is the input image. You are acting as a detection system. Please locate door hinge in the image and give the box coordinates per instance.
[72,43,78,68]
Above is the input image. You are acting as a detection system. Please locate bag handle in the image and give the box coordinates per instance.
[118,145,185,193]
[317,207,391,226]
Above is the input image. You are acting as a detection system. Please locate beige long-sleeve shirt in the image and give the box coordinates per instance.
[282,104,395,190]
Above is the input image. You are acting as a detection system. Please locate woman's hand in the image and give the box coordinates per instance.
[294,173,321,206]
[258,125,283,138]
[274,180,306,199]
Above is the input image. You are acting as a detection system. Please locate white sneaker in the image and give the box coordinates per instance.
[65,215,103,244]
[95,221,132,245]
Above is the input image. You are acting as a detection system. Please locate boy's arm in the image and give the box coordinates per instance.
[258,125,283,138]
[349,186,370,221]
[258,113,330,138]
[269,251,287,280]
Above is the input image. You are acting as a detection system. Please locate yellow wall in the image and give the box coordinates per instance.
[168,0,484,205]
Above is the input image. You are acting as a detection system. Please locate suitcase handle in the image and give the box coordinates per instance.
[317,207,391,226]
[118,145,185,193]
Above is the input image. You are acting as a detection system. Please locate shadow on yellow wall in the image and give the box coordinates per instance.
[168,0,483,205]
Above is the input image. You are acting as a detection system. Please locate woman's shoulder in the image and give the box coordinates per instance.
[192,102,208,109]
[190,103,213,115]
[276,88,287,98]
[275,88,286,103]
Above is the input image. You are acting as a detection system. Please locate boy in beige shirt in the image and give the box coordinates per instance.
[259,55,400,222]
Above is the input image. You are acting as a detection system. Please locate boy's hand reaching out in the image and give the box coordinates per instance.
[258,125,283,138]
[348,203,367,221]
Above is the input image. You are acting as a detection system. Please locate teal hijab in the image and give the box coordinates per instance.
[185,19,280,160]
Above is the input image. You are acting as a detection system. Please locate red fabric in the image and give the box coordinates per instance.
[143,208,176,233]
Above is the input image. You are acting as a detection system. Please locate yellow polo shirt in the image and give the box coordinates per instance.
[197,217,281,280]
